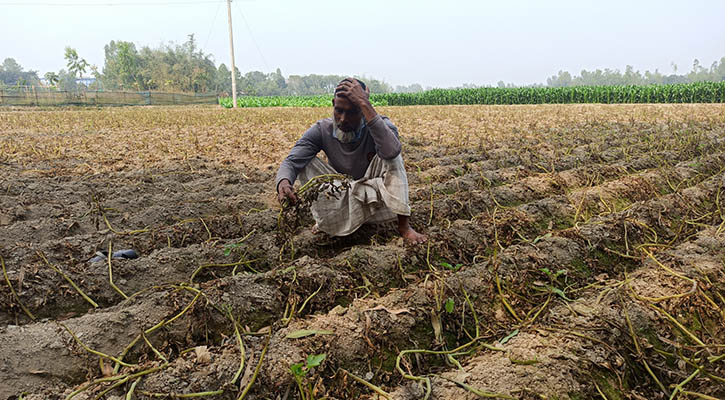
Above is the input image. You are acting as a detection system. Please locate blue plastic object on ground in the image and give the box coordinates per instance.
[88,249,139,263]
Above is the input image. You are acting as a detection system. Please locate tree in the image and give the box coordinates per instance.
[286,75,307,95]
[215,63,231,93]
[715,57,725,81]
[117,41,140,89]
[64,47,88,82]
[44,72,59,88]
[57,69,79,91]
[547,70,572,87]
[99,35,217,93]
[88,65,102,90]
[102,40,139,89]
[394,83,423,93]
[273,68,287,90]
[0,58,40,86]
[644,69,664,85]
[238,71,267,95]
[358,75,391,94]
[544,56,725,87]
[622,65,642,85]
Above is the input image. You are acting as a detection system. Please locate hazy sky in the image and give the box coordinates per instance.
[1,0,724,88]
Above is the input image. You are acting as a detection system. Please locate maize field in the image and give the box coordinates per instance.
[221,81,725,108]
[1,104,724,399]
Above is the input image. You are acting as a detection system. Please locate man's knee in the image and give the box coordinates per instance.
[299,157,337,183]
[370,154,406,177]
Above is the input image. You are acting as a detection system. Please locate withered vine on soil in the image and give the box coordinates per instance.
[277,174,351,257]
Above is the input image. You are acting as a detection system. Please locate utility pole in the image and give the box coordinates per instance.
[227,0,238,108]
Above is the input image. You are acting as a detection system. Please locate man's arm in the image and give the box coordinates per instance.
[335,78,401,159]
[367,115,401,159]
[275,125,323,203]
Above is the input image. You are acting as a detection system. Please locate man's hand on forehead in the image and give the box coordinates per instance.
[336,78,368,92]
[335,77,370,107]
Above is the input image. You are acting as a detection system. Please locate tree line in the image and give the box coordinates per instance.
[2,35,724,94]
[1,35,421,95]
[544,59,725,87]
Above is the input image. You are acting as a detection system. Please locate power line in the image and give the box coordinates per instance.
[202,0,223,52]
[234,0,269,71]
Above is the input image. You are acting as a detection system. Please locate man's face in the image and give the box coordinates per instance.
[332,95,362,133]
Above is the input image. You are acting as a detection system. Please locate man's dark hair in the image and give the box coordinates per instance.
[354,79,367,91]
[335,78,366,95]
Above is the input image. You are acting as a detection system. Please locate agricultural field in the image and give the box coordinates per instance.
[1,104,724,399]
[219,81,725,108]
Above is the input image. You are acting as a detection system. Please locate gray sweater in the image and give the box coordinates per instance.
[275,114,402,190]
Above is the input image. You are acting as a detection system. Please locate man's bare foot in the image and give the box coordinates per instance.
[401,226,427,244]
[397,215,427,245]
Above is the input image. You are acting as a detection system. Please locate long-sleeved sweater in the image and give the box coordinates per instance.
[275,114,402,190]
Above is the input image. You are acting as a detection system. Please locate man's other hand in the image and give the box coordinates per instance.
[277,179,298,205]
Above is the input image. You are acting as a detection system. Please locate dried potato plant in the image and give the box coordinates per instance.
[277,174,351,240]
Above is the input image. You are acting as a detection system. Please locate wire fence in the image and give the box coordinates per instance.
[0,86,219,107]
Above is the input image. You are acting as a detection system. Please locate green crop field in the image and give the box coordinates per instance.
[220,81,725,108]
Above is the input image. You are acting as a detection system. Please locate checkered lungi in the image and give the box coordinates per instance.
[298,154,411,236]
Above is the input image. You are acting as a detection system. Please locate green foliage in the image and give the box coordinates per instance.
[100,34,217,93]
[375,82,725,105]
[43,72,59,87]
[219,81,725,107]
[306,353,326,368]
[439,261,462,271]
[56,69,80,91]
[547,57,725,87]
[539,267,567,280]
[539,268,573,301]
[220,94,331,108]
[0,58,40,86]
[444,297,455,314]
[101,40,142,90]
[223,242,241,256]
[289,352,326,376]
[290,353,326,400]
[500,329,519,344]
[216,71,395,97]
[289,362,305,377]
[64,47,88,80]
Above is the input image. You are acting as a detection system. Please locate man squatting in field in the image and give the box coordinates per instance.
[276,78,427,244]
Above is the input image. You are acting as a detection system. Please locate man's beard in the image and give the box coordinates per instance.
[333,118,364,144]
